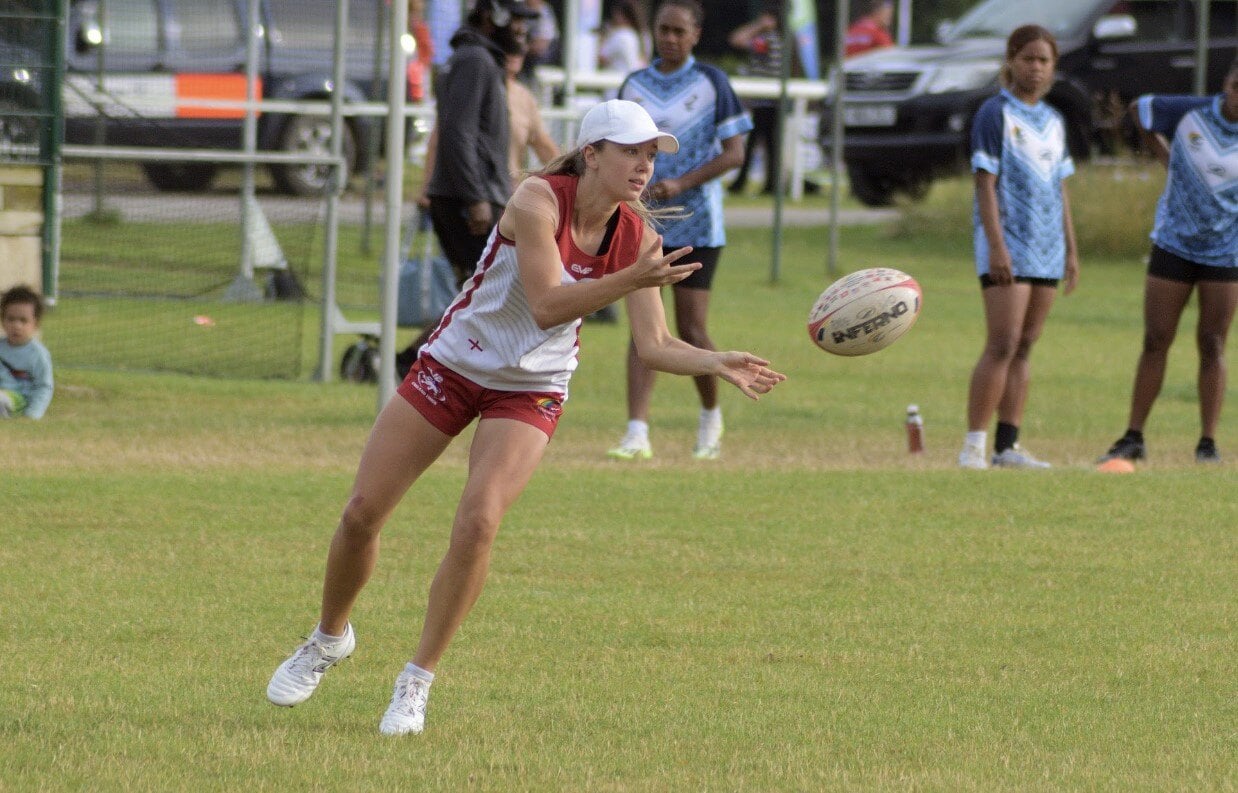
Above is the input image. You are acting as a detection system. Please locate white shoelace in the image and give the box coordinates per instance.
[389,676,430,717]
[286,639,341,679]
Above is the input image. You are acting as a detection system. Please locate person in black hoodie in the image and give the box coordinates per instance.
[397,0,540,376]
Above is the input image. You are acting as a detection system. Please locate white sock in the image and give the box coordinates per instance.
[698,407,723,447]
[965,431,987,449]
[405,662,435,684]
[312,623,349,646]
[626,419,649,441]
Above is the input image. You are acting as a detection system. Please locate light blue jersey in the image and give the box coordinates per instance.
[619,57,753,248]
[970,90,1075,279]
[1137,94,1238,268]
[0,336,53,419]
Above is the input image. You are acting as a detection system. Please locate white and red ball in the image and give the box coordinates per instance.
[807,268,922,356]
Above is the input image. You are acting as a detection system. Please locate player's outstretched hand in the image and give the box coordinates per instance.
[629,235,701,290]
[714,352,787,400]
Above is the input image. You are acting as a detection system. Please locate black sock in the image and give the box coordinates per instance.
[1124,428,1144,443]
[994,422,1018,454]
[1198,436,1216,450]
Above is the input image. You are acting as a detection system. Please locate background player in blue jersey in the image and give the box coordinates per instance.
[1099,59,1238,465]
[957,25,1080,470]
[609,0,754,462]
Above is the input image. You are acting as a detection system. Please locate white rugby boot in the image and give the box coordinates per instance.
[266,624,355,707]
[693,410,724,460]
[957,442,989,470]
[608,431,652,460]
[379,666,433,736]
[991,444,1051,469]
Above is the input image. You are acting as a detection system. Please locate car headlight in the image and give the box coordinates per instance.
[924,61,999,94]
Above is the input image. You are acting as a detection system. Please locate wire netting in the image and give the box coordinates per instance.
[4,0,401,380]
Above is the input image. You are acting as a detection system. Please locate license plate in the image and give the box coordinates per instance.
[843,104,896,127]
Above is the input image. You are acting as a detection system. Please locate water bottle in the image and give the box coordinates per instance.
[905,404,924,454]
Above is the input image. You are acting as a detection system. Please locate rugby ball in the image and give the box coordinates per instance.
[807,268,922,356]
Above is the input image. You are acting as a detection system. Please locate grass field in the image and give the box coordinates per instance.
[4,171,1235,790]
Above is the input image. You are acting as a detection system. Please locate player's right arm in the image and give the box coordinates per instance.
[1128,98,1170,168]
[974,171,1012,284]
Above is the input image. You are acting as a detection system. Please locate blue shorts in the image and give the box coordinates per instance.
[668,246,722,291]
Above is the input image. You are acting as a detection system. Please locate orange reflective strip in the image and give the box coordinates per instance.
[175,73,262,119]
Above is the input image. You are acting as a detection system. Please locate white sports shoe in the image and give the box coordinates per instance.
[607,432,652,460]
[266,624,355,707]
[991,444,1051,469]
[957,442,989,470]
[693,416,724,460]
[379,668,432,736]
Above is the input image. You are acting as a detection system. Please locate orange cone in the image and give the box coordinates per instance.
[1096,458,1135,474]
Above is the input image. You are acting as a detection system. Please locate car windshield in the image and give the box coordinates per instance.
[944,0,1102,41]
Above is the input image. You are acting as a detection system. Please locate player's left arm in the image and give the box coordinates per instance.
[627,288,785,399]
[515,202,699,328]
[1060,181,1080,295]
[23,347,53,419]
[626,230,785,399]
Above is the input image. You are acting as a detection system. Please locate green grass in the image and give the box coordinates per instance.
[896,159,1166,259]
[4,171,1235,790]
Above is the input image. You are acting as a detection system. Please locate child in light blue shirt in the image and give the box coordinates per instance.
[0,284,54,420]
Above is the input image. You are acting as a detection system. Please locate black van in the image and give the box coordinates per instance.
[5,0,401,195]
[824,0,1238,206]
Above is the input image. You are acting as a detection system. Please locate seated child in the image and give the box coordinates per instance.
[0,284,54,419]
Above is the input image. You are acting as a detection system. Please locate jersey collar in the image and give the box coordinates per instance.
[651,54,696,79]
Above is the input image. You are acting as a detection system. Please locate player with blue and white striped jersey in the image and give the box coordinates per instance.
[958,25,1080,471]
[610,0,754,462]
[1099,59,1238,466]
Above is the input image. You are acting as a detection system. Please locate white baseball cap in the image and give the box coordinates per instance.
[575,100,679,154]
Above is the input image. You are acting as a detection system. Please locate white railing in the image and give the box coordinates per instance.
[63,70,830,199]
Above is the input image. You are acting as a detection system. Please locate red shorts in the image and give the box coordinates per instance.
[397,355,565,439]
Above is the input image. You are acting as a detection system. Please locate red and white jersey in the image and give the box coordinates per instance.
[421,174,646,397]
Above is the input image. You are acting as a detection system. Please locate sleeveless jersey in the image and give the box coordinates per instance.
[421,175,646,396]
